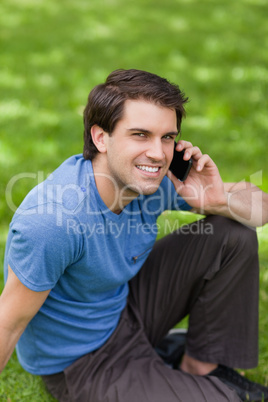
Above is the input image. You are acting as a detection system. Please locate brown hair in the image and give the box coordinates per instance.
[83,69,188,160]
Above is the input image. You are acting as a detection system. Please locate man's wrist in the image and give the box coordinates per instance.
[201,191,229,217]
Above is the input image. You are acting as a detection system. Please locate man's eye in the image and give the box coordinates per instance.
[134,133,146,137]
[163,135,174,140]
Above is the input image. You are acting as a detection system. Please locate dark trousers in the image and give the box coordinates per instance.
[42,216,259,402]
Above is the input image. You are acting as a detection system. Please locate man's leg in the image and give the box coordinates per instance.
[129,215,259,370]
[42,307,241,402]
[55,302,241,402]
[43,216,258,401]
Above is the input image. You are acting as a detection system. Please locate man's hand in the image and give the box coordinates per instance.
[167,140,227,214]
[167,140,268,227]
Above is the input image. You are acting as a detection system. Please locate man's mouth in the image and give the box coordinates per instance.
[136,165,160,173]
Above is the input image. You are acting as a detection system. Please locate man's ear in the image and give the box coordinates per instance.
[90,125,108,153]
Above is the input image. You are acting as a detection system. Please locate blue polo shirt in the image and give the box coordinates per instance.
[4,155,191,375]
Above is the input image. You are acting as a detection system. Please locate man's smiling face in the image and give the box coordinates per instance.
[103,99,178,198]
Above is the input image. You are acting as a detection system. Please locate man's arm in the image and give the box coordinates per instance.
[209,181,268,227]
[0,266,50,373]
[167,140,268,227]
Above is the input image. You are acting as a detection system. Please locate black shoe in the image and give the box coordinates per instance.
[208,364,268,401]
[155,328,186,369]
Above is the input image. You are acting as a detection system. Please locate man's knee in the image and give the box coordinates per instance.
[206,215,258,255]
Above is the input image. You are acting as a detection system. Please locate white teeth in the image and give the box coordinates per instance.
[137,165,159,173]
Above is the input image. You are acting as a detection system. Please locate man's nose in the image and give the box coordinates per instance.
[145,141,164,161]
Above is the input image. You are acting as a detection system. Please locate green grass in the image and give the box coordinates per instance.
[0,354,57,402]
[1,0,268,399]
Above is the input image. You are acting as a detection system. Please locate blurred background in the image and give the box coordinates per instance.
[0,0,268,399]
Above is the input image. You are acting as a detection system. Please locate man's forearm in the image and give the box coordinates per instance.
[0,326,23,373]
[0,266,51,374]
[208,182,268,227]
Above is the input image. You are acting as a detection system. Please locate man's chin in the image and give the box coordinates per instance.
[122,177,163,198]
[130,183,161,196]
[141,186,160,196]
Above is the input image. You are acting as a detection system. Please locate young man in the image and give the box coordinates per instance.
[1,69,268,402]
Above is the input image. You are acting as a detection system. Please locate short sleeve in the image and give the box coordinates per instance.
[6,209,82,291]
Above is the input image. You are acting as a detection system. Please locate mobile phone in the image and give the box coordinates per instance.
[169,142,193,181]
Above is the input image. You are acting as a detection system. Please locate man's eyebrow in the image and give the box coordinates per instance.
[127,128,152,133]
[163,131,178,137]
[127,128,178,136]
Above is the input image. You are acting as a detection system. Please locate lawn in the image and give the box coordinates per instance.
[0,0,268,399]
